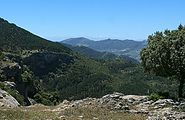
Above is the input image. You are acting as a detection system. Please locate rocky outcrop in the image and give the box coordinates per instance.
[97,93,148,111]
[0,89,20,108]
[55,92,185,120]
[1,91,184,119]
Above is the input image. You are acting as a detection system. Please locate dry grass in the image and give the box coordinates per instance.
[0,105,147,120]
[58,105,146,120]
[0,106,59,120]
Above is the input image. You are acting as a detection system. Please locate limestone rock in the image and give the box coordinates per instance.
[50,92,185,120]
[0,89,20,108]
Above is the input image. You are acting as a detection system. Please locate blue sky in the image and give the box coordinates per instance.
[0,0,185,41]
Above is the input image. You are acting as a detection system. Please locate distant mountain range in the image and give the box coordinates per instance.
[61,37,146,60]
[63,44,138,62]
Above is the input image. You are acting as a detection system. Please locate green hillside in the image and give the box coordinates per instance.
[0,18,70,53]
[0,18,177,106]
[63,43,138,62]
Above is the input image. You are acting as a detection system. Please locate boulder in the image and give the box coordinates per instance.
[0,89,20,108]
[4,81,16,88]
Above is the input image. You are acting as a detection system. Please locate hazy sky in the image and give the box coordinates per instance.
[0,0,185,41]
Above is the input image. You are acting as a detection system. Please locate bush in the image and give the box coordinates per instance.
[34,91,59,105]
[149,92,166,101]
[0,51,4,60]
[0,74,7,82]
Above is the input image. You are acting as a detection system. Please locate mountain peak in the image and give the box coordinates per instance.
[64,37,92,42]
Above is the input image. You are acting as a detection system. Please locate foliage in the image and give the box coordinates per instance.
[0,74,7,81]
[140,25,185,98]
[148,92,169,101]
[0,51,4,60]
[42,56,113,101]
[21,65,33,83]
[104,59,137,73]
[34,91,59,105]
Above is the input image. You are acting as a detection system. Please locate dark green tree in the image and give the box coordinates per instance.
[0,51,4,60]
[140,25,185,98]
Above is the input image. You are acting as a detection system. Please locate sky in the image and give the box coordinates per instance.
[0,0,185,41]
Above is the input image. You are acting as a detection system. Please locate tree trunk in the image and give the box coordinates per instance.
[178,77,184,98]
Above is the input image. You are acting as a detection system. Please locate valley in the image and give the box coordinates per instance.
[0,17,185,120]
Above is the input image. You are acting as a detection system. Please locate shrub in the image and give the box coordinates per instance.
[149,93,165,101]
[0,51,4,60]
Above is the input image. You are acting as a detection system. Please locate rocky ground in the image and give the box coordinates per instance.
[54,92,185,120]
[0,92,185,120]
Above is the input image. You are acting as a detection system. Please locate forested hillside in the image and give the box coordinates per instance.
[63,43,137,62]
[0,18,70,53]
[0,18,177,106]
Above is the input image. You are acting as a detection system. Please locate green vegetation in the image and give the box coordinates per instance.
[0,18,70,53]
[64,44,137,62]
[149,92,168,101]
[0,51,4,60]
[141,25,185,98]
[0,18,181,106]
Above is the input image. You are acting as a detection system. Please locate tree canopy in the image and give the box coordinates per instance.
[140,25,185,98]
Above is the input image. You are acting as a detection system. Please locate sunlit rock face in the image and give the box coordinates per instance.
[0,89,20,108]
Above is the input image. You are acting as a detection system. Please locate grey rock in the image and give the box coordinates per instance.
[53,92,185,120]
[152,99,175,106]
[0,89,20,108]
[4,81,16,88]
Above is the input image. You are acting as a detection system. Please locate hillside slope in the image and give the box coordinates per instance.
[63,43,138,62]
[0,18,70,53]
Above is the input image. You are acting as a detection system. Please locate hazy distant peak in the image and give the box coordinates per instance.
[64,37,92,41]
[61,37,146,60]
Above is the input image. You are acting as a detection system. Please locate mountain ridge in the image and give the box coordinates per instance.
[62,37,146,60]
[63,43,138,62]
[0,18,71,53]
